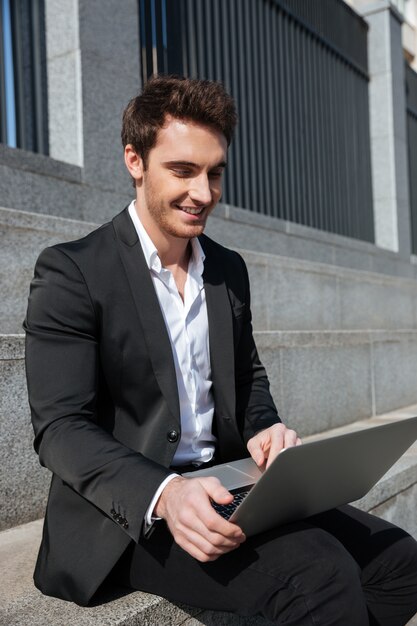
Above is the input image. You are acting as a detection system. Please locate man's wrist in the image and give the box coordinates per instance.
[154,475,185,519]
[144,473,181,528]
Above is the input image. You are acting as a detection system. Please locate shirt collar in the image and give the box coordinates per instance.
[128,200,205,278]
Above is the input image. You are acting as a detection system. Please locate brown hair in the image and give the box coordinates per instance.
[121,75,237,168]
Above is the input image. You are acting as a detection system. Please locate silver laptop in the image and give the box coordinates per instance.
[183,416,417,536]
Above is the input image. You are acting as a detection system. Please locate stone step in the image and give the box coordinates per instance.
[1,406,417,626]
[243,248,417,333]
[2,205,417,333]
[255,329,417,435]
[2,331,417,531]
[0,335,50,531]
[0,207,96,334]
[0,519,270,626]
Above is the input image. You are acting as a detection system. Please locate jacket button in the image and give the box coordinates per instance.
[167,429,179,443]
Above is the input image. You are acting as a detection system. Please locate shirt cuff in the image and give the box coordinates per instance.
[143,473,180,535]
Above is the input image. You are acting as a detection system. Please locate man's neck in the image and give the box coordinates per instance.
[156,235,191,271]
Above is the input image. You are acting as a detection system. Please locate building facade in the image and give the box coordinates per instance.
[1,0,417,538]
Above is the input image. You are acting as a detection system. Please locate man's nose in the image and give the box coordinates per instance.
[189,175,212,205]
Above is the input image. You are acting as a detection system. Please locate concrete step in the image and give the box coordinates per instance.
[255,329,417,435]
[243,247,417,332]
[0,519,272,626]
[0,207,96,334]
[2,205,417,333]
[1,406,417,626]
[2,331,417,531]
[0,335,50,531]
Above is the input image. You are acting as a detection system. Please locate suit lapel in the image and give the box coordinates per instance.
[201,237,236,424]
[112,209,180,425]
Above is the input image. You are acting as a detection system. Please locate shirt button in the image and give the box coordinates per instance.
[167,429,179,443]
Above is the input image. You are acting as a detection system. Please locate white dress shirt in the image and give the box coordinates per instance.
[128,202,216,526]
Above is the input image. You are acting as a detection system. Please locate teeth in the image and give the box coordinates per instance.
[180,206,204,215]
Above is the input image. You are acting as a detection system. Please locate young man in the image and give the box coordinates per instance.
[25,76,417,625]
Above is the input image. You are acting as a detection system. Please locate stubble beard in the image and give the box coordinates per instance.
[145,187,209,240]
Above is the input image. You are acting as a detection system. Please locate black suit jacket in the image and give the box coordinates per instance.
[24,207,279,605]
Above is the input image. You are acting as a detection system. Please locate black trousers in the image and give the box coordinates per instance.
[115,505,417,625]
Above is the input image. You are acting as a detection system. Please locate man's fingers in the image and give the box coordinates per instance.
[247,424,302,469]
[284,428,299,448]
[247,432,269,466]
[198,476,234,505]
[158,475,246,561]
[176,530,242,562]
[169,504,245,561]
[248,423,285,466]
[175,518,245,556]
[265,426,299,468]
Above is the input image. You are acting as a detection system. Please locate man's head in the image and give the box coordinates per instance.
[121,75,237,169]
[122,76,237,251]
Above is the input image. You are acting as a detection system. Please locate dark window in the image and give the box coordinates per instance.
[0,0,48,154]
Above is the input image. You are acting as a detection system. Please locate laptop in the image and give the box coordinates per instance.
[183,416,417,536]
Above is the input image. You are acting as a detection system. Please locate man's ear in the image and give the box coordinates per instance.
[124,145,144,183]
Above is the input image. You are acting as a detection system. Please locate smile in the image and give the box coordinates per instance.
[177,206,205,216]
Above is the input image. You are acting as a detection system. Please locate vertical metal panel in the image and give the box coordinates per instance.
[251,0,264,213]
[296,22,307,227]
[309,29,319,229]
[331,51,341,237]
[10,0,25,148]
[324,46,334,233]
[29,0,47,154]
[406,63,417,255]
[286,17,296,223]
[139,0,153,78]
[302,29,313,228]
[408,111,417,254]
[184,0,196,77]
[264,0,278,217]
[278,10,290,221]
[166,0,184,74]
[153,0,165,72]
[241,0,257,212]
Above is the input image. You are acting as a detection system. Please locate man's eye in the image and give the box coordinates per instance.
[172,169,191,177]
[209,171,223,179]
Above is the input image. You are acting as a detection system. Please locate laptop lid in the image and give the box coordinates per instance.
[184,416,417,537]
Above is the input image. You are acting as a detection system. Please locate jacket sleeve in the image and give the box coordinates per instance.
[233,252,282,443]
[24,246,170,543]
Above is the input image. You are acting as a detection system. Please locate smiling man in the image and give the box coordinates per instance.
[25,76,417,625]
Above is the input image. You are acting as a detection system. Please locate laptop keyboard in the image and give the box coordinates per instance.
[211,487,252,520]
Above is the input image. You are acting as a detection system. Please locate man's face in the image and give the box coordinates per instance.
[134,116,228,242]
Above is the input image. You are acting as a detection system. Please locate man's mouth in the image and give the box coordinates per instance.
[177,205,205,216]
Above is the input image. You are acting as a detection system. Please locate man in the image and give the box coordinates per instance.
[25,76,417,625]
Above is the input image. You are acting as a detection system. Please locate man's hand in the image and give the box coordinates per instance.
[154,476,246,562]
[247,423,302,470]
